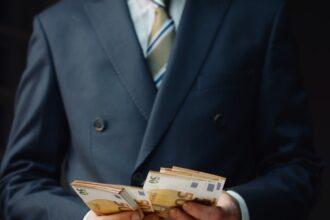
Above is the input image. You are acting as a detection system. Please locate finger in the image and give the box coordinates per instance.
[182,203,209,219]
[143,213,161,220]
[182,203,224,220]
[137,209,145,219]
[91,211,143,220]
[169,208,194,220]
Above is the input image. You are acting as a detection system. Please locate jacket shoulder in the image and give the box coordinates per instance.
[36,0,84,27]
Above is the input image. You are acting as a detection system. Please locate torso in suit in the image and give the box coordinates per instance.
[0,0,322,220]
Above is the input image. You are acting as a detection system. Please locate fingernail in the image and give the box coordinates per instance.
[132,212,141,220]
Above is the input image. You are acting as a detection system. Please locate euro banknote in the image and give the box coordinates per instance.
[71,181,153,215]
[143,167,226,217]
[72,167,226,217]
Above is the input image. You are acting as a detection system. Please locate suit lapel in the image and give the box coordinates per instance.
[134,0,233,170]
[84,0,157,120]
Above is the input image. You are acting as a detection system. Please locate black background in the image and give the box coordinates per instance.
[0,0,329,219]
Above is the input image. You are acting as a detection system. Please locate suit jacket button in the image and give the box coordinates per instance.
[93,117,106,132]
[214,113,225,128]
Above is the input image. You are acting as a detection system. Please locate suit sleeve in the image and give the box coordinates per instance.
[0,16,87,219]
[229,3,322,220]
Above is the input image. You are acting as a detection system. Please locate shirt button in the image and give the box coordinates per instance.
[214,113,225,128]
[93,117,106,132]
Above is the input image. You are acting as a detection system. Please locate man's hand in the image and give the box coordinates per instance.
[169,192,241,220]
[144,213,161,220]
[85,210,144,220]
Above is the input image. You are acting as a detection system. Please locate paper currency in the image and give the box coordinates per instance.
[123,186,154,212]
[72,166,226,217]
[171,166,226,181]
[71,181,153,215]
[143,167,226,217]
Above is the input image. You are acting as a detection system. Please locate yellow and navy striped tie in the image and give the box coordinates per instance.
[147,0,175,88]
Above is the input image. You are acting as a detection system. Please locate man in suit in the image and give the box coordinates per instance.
[0,0,322,219]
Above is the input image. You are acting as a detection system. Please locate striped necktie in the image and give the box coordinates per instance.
[147,0,175,88]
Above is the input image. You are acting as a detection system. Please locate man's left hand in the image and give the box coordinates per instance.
[169,192,241,220]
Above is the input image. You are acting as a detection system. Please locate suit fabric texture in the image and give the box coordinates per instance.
[0,0,322,219]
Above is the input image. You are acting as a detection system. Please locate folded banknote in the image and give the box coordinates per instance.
[71,181,153,215]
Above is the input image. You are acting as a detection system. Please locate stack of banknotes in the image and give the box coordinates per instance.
[71,166,226,217]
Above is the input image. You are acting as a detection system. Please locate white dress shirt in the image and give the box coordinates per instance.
[127,0,186,56]
[84,0,249,219]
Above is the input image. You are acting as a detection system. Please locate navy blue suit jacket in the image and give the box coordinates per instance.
[0,0,322,219]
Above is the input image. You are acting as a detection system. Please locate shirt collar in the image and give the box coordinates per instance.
[128,0,155,16]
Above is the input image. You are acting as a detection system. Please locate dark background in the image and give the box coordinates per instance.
[0,0,329,219]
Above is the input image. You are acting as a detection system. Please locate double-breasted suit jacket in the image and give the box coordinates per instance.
[0,0,322,219]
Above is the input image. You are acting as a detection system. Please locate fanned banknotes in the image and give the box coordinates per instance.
[71,166,226,217]
[143,167,226,217]
[71,181,153,215]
